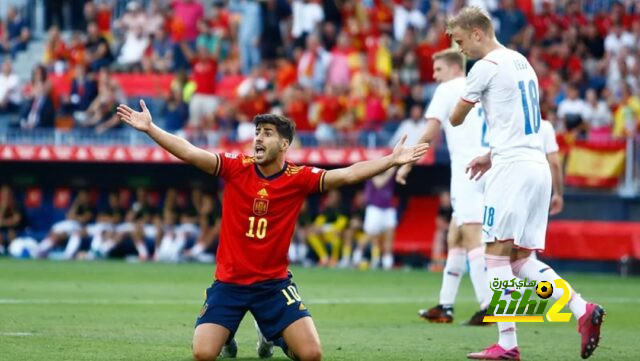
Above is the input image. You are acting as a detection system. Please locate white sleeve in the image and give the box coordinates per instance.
[604,35,615,53]
[557,101,568,118]
[463,59,497,104]
[424,84,453,123]
[541,122,559,154]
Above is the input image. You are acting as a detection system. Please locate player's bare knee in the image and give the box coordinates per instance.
[297,346,322,361]
[192,348,217,361]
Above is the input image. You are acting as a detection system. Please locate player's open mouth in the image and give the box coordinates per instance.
[255,145,266,157]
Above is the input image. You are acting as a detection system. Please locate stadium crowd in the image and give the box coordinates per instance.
[0,0,639,145]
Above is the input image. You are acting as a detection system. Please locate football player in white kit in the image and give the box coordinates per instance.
[447,7,604,360]
[396,49,492,325]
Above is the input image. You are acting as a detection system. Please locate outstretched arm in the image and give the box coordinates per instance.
[117,100,218,174]
[323,135,429,190]
[450,99,474,126]
[372,167,396,188]
[396,118,441,185]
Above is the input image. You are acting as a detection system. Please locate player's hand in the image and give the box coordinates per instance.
[391,134,429,166]
[117,100,153,132]
[396,163,412,185]
[466,153,491,180]
[549,193,563,215]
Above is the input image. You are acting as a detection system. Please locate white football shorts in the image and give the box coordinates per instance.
[481,160,551,250]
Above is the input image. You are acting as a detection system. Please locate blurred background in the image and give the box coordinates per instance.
[0,0,639,274]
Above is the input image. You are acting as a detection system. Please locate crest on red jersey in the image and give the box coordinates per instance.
[253,198,269,216]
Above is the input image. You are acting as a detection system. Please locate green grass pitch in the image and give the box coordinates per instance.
[1,259,639,360]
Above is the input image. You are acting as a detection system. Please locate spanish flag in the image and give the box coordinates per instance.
[565,140,626,188]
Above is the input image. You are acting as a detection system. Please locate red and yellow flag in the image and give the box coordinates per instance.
[565,140,626,188]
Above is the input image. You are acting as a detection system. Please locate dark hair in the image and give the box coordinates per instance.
[253,114,295,143]
[32,64,48,83]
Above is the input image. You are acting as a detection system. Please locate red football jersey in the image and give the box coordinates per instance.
[213,152,326,285]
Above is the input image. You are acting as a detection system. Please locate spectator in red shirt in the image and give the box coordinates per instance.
[311,84,347,144]
[67,31,86,68]
[530,0,561,41]
[42,26,68,72]
[283,85,313,134]
[275,58,297,92]
[415,27,449,84]
[180,40,220,130]
[369,0,394,36]
[560,1,588,30]
[363,83,387,133]
[95,1,113,35]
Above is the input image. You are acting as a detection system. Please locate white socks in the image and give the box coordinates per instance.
[37,237,53,257]
[63,232,82,259]
[190,242,205,256]
[382,253,394,270]
[352,248,363,265]
[135,241,149,259]
[498,322,518,350]
[486,254,518,350]
[468,246,491,308]
[511,256,587,319]
[439,247,465,306]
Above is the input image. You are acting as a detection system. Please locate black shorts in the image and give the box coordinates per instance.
[195,273,311,341]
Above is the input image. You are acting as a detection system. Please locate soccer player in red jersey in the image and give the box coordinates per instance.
[117,100,428,361]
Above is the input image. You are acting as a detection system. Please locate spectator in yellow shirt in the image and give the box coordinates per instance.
[613,84,640,137]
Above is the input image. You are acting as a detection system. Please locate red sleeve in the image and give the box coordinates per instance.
[299,166,327,194]
[216,152,244,180]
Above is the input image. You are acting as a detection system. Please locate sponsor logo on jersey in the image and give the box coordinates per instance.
[257,188,269,197]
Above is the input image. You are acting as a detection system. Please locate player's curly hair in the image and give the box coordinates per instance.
[253,114,296,144]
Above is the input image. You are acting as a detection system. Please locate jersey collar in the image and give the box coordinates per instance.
[254,162,288,181]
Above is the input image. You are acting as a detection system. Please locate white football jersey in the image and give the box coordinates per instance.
[539,120,559,154]
[425,76,489,168]
[463,48,545,164]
